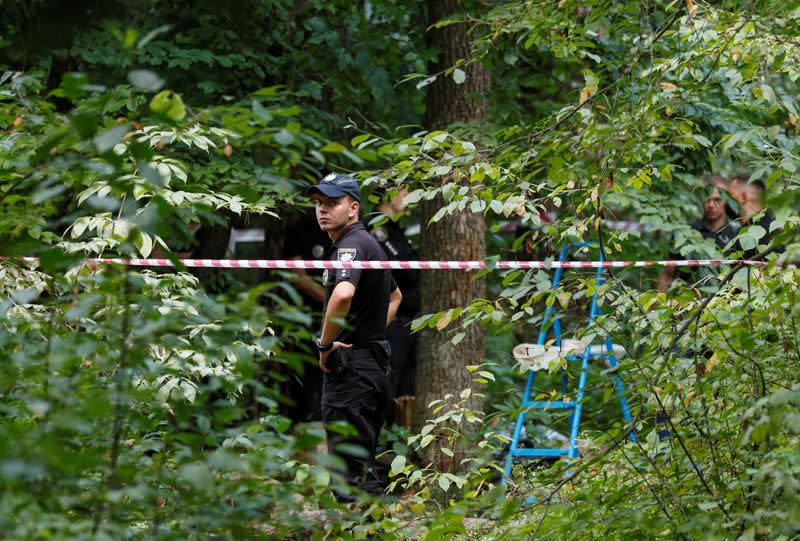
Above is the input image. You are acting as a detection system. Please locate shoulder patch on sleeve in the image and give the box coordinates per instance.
[337,248,358,261]
[335,248,358,280]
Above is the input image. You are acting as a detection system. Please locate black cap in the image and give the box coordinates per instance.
[306,173,361,202]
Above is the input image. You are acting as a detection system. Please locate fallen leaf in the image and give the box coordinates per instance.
[436,309,452,330]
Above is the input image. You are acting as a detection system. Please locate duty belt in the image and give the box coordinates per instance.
[347,346,391,375]
[348,347,376,361]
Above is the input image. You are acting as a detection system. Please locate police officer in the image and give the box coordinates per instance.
[657,180,739,292]
[280,210,330,423]
[307,173,402,499]
[729,175,780,260]
[370,188,420,424]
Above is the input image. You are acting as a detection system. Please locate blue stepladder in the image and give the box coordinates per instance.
[501,242,636,503]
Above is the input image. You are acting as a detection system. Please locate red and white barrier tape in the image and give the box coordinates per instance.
[14,257,770,270]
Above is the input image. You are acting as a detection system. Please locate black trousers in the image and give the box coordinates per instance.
[321,356,389,496]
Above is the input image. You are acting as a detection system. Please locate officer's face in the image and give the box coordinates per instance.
[312,194,358,234]
[703,187,724,222]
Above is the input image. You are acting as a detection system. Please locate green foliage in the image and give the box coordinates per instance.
[0,0,429,135]
[389,370,507,508]
[3,1,800,539]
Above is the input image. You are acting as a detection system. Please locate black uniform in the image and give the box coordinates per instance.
[371,222,420,400]
[738,213,779,260]
[672,219,738,287]
[320,221,396,496]
[690,219,738,249]
[281,213,330,423]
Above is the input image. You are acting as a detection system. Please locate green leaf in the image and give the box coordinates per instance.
[179,463,214,492]
[252,100,272,122]
[136,25,171,49]
[54,72,91,100]
[93,125,129,153]
[692,134,712,147]
[431,207,448,223]
[253,85,286,96]
[403,190,424,206]
[738,225,766,251]
[273,129,294,145]
[452,68,466,84]
[437,475,451,492]
[351,134,370,147]
[722,131,748,152]
[320,142,348,153]
[71,110,99,138]
[127,70,164,92]
[134,232,153,258]
[149,90,186,121]
[430,16,465,29]
[390,455,406,476]
[758,83,777,103]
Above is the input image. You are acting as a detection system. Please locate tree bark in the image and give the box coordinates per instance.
[424,1,491,128]
[414,0,491,471]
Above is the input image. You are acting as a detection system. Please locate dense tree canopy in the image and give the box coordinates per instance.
[1,0,799,539]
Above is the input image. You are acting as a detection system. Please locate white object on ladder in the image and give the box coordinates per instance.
[513,339,626,371]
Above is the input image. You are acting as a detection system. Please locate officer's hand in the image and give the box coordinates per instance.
[319,342,352,374]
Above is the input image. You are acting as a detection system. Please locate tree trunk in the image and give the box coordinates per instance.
[414,0,491,471]
[424,1,491,127]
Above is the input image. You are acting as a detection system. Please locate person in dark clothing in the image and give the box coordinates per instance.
[307,173,402,499]
[657,181,739,292]
[729,175,780,260]
[370,188,420,425]
[280,211,330,423]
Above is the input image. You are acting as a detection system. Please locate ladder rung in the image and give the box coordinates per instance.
[509,447,571,458]
[565,353,614,361]
[521,400,575,409]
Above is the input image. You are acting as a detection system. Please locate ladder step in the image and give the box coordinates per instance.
[521,400,576,409]
[565,354,615,362]
[509,447,571,458]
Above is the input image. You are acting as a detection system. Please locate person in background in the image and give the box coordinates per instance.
[308,172,402,500]
[370,187,420,427]
[729,175,779,260]
[657,176,739,292]
[280,210,330,423]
